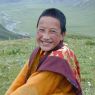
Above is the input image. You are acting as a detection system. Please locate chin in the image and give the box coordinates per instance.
[40,47,53,52]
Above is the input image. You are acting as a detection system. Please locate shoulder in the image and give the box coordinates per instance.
[49,43,75,60]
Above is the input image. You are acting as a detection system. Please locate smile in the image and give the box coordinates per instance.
[41,40,52,45]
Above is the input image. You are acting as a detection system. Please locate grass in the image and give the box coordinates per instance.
[0,35,95,95]
[0,38,36,94]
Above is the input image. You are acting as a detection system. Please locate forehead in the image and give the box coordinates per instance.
[38,16,61,28]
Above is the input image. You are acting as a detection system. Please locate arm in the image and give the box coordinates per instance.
[10,71,63,95]
[5,61,29,95]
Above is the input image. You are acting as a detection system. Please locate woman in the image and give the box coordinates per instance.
[5,8,82,95]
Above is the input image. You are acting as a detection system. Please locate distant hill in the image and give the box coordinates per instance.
[0,0,95,38]
[0,0,21,4]
[0,24,30,40]
[0,0,95,8]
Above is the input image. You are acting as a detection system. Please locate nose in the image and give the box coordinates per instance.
[42,31,50,40]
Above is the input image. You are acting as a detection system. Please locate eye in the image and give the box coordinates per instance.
[50,29,57,33]
[38,28,45,32]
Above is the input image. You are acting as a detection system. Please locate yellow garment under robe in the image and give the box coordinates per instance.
[5,46,80,95]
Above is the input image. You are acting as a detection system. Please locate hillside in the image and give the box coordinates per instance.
[0,24,30,40]
[0,0,95,39]
[0,0,95,8]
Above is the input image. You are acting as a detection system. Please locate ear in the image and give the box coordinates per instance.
[60,32,66,41]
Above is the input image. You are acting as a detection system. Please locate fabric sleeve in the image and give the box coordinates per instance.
[9,71,63,95]
[5,61,29,95]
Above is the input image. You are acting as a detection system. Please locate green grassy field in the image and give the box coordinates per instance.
[0,35,95,95]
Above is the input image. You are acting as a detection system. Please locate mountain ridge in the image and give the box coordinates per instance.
[0,24,30,40]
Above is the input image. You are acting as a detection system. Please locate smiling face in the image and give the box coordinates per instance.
[36,16,65,51]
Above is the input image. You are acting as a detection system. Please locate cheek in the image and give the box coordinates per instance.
[36,32,42,40]
[50,34,61,43]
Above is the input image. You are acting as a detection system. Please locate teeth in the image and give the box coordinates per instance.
[43,41,49,43]
[42,41,51,45]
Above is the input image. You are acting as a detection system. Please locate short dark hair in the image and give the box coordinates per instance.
[37,8,66,33]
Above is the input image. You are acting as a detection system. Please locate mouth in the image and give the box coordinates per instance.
[41,40,52,46]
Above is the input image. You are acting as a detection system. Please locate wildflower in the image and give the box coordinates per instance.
[88,81,91,87]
